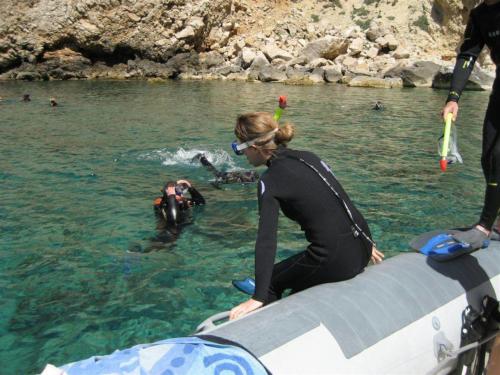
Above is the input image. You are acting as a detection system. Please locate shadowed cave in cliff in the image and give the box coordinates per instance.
[46,37,143,66]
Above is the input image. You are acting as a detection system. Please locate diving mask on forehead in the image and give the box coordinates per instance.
[231,128,279,156]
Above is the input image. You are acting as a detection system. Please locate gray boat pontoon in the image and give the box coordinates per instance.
[197,245,500,374]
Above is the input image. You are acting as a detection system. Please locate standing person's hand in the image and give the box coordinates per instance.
[229,298,263,320]
[442,101,459,122]
[371,246,384,264]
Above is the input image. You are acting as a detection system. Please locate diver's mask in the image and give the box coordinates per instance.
[175,183,189,196]
[231,128,278,156]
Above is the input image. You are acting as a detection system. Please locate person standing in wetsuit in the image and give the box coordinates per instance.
[442,0,500,248]
[229,112,384,320]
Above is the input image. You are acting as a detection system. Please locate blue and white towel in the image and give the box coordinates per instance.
[56,336,268,375]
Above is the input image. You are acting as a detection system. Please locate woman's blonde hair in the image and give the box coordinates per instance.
[234,112,295,149]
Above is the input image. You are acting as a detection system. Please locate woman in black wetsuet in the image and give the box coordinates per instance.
[229,112,384,320]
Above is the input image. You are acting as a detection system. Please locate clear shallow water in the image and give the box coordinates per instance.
[0,80,490,374]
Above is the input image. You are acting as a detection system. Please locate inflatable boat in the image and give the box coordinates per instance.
[197,245,500,374]
[45,244,500,374]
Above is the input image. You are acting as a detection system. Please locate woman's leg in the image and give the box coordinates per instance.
[266,251,322,303]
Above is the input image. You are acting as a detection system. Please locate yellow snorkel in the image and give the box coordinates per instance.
[440,113,453,172]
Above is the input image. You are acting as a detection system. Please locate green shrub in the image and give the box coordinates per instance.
[352,6,369,17]
[330,0,342,8]
[413,14,430,32]
[355,18,371,30]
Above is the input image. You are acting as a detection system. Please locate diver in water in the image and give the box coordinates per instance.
[22,94,31,102]
[153,179,205,227]
[50,97,58,107]
[130,180,205,253]
[193,153,259,187]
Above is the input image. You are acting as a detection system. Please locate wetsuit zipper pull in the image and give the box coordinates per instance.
[351,226,360,238]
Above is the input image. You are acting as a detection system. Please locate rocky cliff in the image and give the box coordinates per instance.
[0,0,495,89]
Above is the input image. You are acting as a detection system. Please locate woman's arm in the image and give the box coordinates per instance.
[230,179,280,320]
[252,180,280,303]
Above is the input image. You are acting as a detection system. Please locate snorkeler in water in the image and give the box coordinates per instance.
[50,97,58,107]
[22,94,31,102]
[193,153,259,187]
[372,101,384,111]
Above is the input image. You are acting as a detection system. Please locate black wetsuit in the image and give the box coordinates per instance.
[155,186,205,226]
[447,1,500,229]
[253,146,372,304]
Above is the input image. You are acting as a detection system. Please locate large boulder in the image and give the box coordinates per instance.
[384,60,442,87]
[199,51,225,69]
[307,68,325,83]
[432,65,495,91]
[301,36,348,63]
[324,65,343,83]
[249,51,270,70]
[258,66,287,82]
[241,48,257,69]
[262,44,293,61]
[348,76,403,88]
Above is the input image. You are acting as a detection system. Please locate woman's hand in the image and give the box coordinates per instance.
[176,179,191,188]
[371,246,384,264]
[229,298,263,320]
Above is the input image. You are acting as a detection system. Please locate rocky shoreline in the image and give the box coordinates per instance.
[0,0,495,90]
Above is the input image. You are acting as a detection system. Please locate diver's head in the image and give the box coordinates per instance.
[50,97,57,106]
[233,112,294,166]
[175,182,189,196]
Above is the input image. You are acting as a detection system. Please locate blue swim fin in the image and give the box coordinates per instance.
[232,277,255,295]
[411,230,489,262]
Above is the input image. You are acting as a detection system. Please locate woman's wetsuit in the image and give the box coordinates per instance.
[447,1,500,229]
[253,146,372,304]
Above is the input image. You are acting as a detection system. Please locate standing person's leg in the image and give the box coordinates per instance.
[454,84,500,247]
[480,85,500,231]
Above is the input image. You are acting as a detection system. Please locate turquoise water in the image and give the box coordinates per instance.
[0,80,490,374]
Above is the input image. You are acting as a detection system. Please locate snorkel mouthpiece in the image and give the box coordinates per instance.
[440,159,448,172]
[273,95,287,121]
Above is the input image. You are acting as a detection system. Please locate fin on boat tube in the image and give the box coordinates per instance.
[232,277,255,295]
[410,229,489,262]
